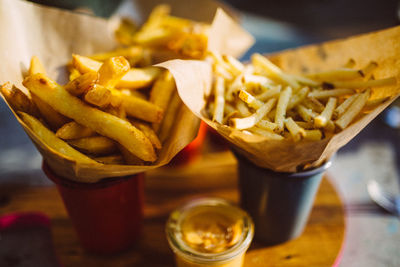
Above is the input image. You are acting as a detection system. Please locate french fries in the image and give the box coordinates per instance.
[23,73,156,162]
[18,112,97,164]
[204,52,396,142]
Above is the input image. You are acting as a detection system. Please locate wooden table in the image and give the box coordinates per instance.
[0,151,345,267]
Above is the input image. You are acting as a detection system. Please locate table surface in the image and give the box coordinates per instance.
[1,1,400,266]
[0,151,345,267]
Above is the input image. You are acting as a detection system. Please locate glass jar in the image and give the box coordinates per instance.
[166,198,254,267]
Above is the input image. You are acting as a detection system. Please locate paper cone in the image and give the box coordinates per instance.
[0,0,254,182]
[163,26,400,172]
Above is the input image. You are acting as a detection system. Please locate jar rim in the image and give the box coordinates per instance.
[166,198,254,264]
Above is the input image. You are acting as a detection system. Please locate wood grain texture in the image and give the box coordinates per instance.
[0,154,344,267]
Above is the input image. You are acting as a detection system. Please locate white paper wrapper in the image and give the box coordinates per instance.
[0,0,254,182]
[161,26,400,172]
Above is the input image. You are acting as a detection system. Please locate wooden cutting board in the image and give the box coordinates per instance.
[0,151,345,267]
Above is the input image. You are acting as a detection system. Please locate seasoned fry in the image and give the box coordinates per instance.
[236,100,251,117]
[303,97,325,113]
[285,117,306,141]
[308,88,354,99]
[23,73,156,161]
[65,72,99,96]
[159,91,181,142]
[110,88,163,123]
[84,84,112,108]
[18,112,97,164]
[336,89,370,130]
[238,90,264,109]
[230,98,276,130]
[97,56,130,88]
[364,96,390,109]
[1,82,39,116]
[56,121,96,140]
[248,127,284,140]
[274,86,292,132]
[72,54,161,89]
[333,94,358,118]
[257,119,277,131]
[130,120,162,149]
[287,87,309,110]
[28,56,47,76]
[90,46,143,65]
[304,129,322,141]
[31,95,70,130]
[68,136,117,155]
[306,68,363,81]
[252,53,300,89]
[314,97,337,128]
[212,76,225,123]
[150,71,176,131]
[256,86,281,101]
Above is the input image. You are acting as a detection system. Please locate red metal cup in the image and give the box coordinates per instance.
[42,162,144,254]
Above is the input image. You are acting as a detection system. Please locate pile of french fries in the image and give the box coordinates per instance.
[1,54,179,165]
[115,4,210,60]
[205,52,396,141]
[0,4,214,167]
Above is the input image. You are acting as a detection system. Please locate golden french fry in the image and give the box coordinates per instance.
[335,89,370,130]
[130,120,162,149]
[308,88,354,99]
[31,95,70,130]
[72,54,161,89]
[64,71,99,96]
[150,71,176,131]
[110,89,163,123]
[294,120,314,129]
[303,97,325,113]
[212,76,225,123]
[314,97,337,128]
[69,67,81,81]
[248,126,284,140]
[306,68,364,81]
[94,154,125,165]
[256,85,281,101]
[230,98,276,130]
[333,94,358,118]
[291,74,320,87]
[115,18,138,46]
[118,144,145,165]
[84,84,112,108]
[304,129,322,141]
[18,112,97,164]
[274,86,292,132]
[158,90,181,141]
[98,56,130,88]
[365,96,390,109]
[90,46,143,64]
[56,121,96,140]
[287,87,309,110]
[23,73,156,162]
[296,105,317,122]
[285,117,306,141]
[1,82,39,116]
[68,136,117,155]
[222,54,245,75]
[238,90,264,109]
[257,119,277,131]
[252,53,300,89]
[28,56,47,76]
[236,100,251,117]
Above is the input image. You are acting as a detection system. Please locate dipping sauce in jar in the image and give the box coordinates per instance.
[166,198,254,267]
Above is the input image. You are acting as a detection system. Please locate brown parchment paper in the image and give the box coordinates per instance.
[163,26,400,173]
[0,0,254,182]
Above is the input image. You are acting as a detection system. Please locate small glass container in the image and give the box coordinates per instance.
[166,198,254,267]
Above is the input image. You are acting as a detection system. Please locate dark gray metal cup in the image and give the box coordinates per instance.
[234,152,333,245]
